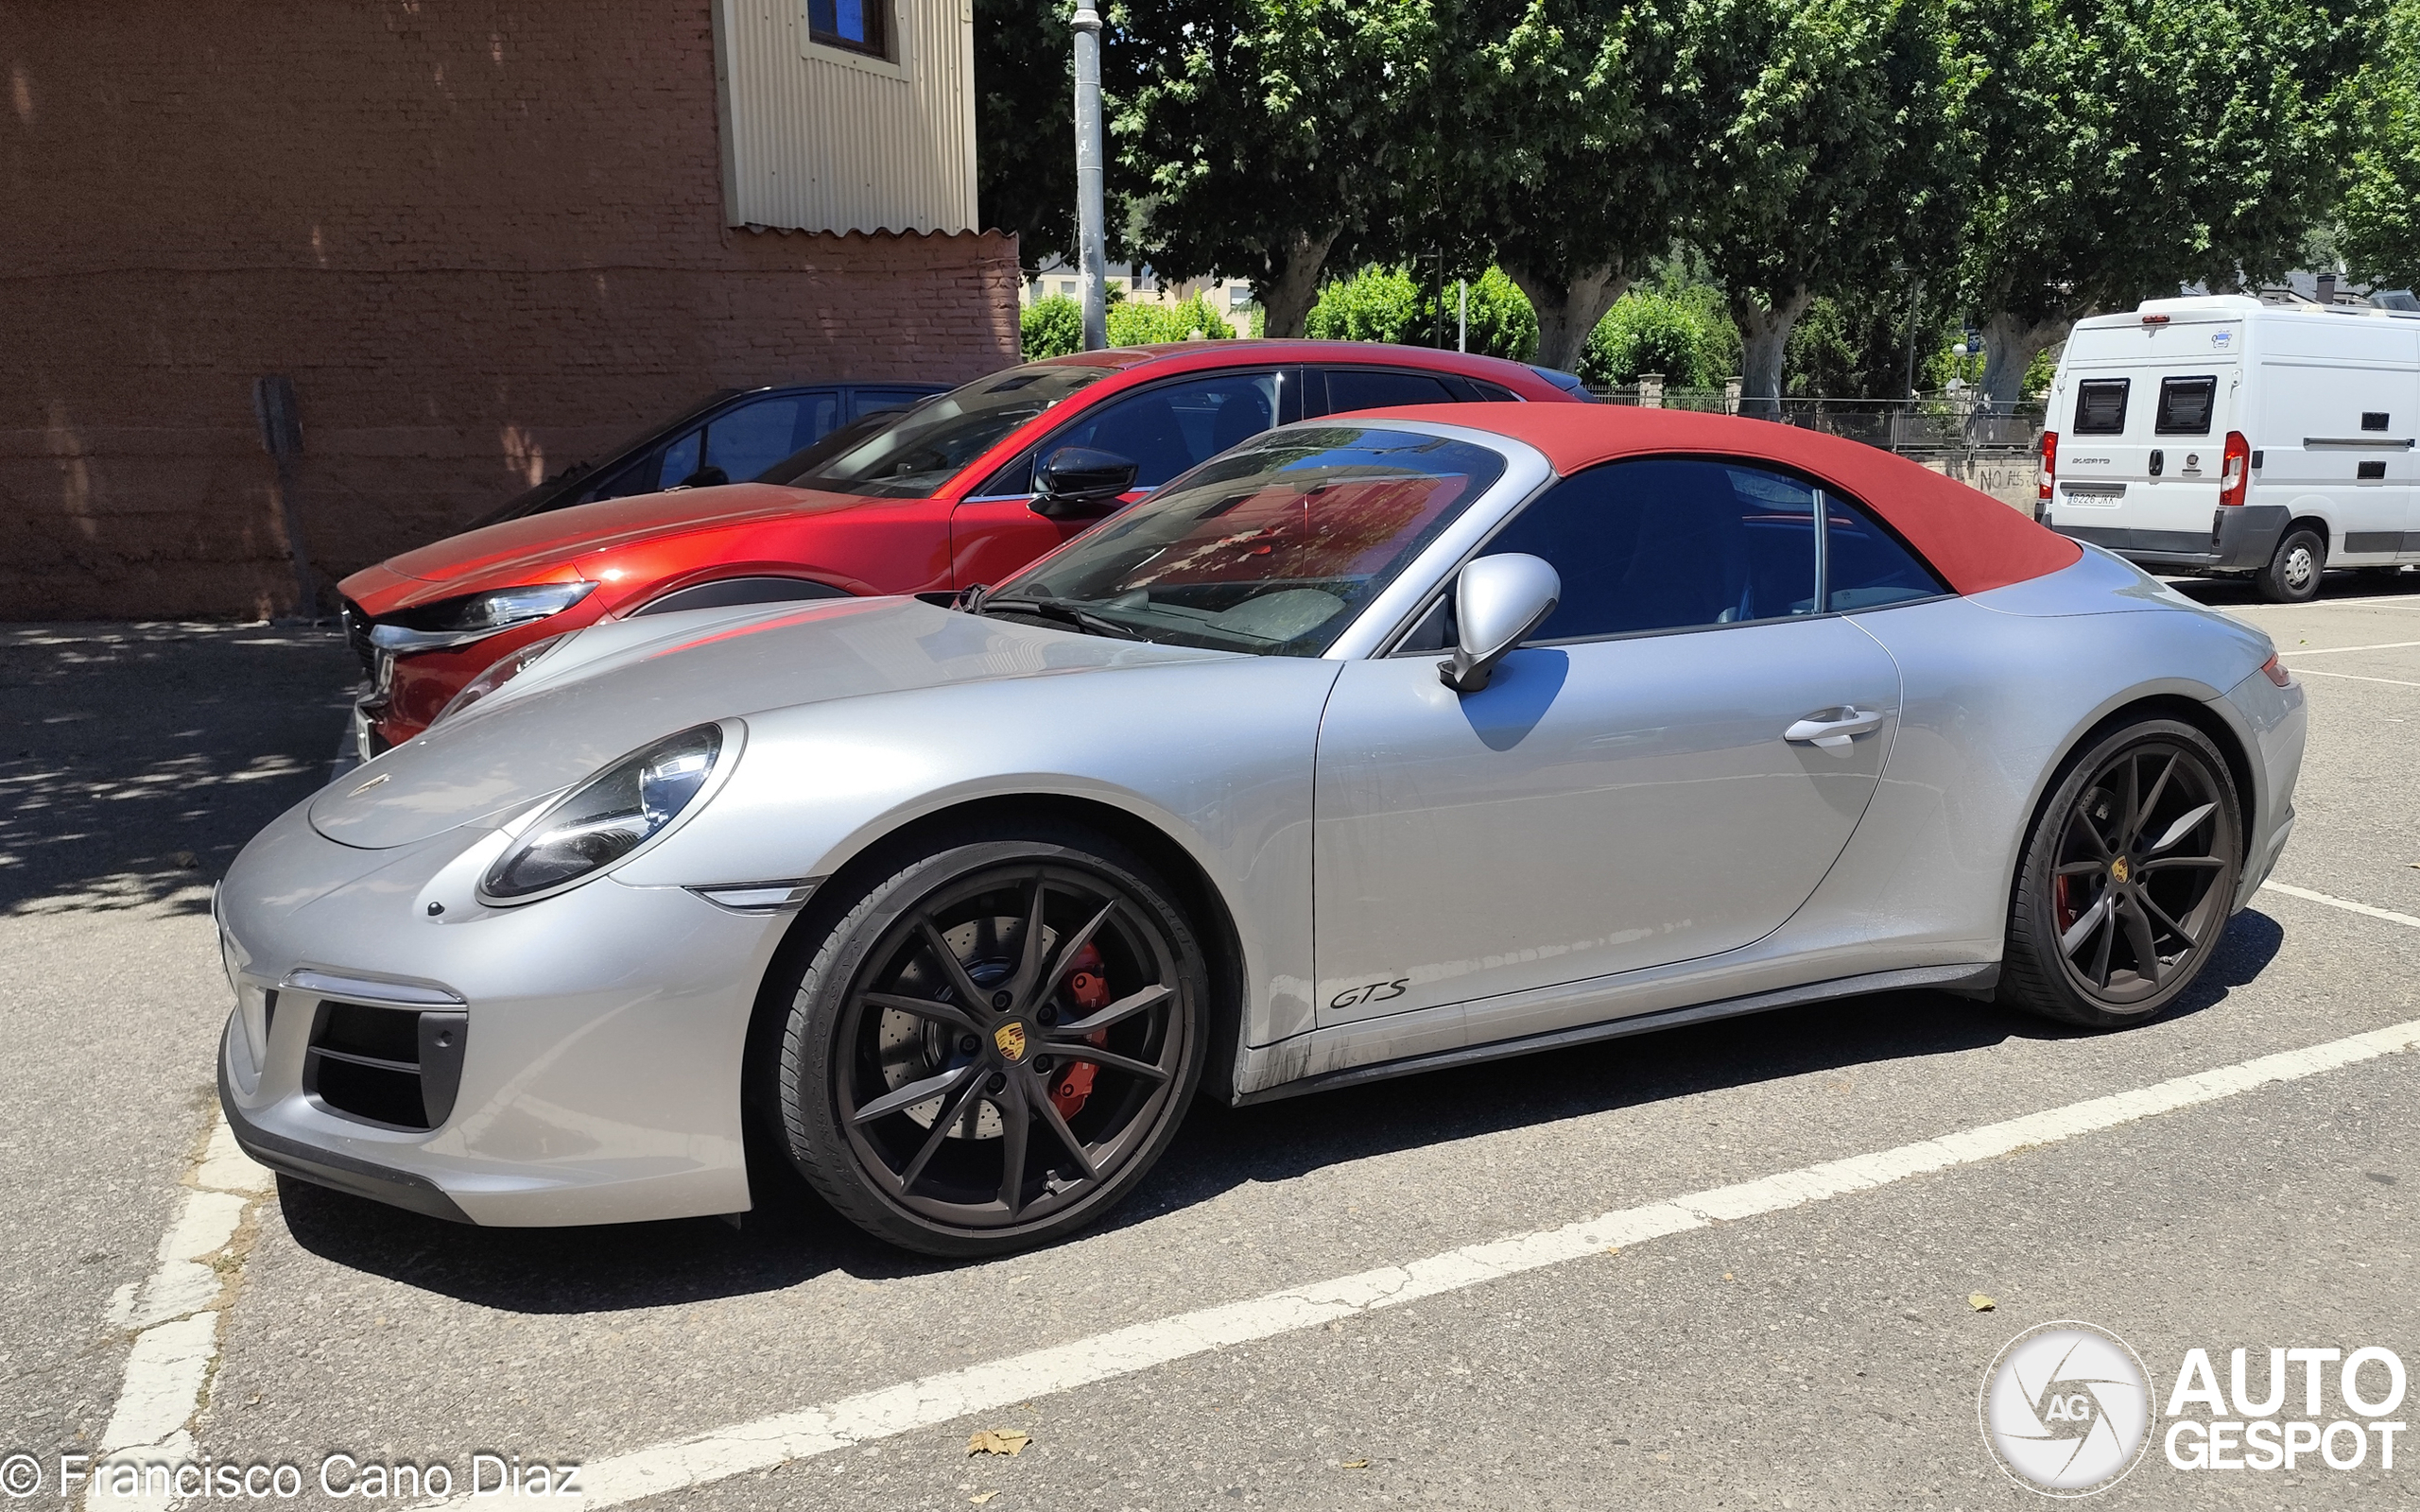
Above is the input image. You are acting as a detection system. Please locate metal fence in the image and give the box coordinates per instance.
[1590,386,2046,455]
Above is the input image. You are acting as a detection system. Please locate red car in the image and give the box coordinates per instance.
[337,342,1587,755]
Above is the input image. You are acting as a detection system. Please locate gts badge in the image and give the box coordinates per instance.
[1330,978,1410,1010]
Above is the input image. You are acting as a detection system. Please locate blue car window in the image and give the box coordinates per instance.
[703,394,835,483]
[1825,497,1947,610]
[653,430,703,490]
[1482,459,1822,641]
[1045,373,1280,490]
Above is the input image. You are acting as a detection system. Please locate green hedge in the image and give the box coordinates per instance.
[1305,266,1538,362]
[1021,296,1084,360]
[1107,291,1235,346]
[1021,291,1235,360]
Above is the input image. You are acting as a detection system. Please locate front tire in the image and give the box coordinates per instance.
[2257,527,2325,604]
[770,823,1209,1257]
[2001,719,2242,1029]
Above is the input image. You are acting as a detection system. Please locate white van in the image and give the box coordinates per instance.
[2038,294,2420,601]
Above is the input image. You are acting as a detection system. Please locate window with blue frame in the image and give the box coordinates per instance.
[807,0,888,57]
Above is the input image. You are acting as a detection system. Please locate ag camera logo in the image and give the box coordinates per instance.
[1979,1321,2154,1496]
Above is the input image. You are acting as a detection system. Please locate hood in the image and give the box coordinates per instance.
[307,596,1231,849]
[350,483,902,611]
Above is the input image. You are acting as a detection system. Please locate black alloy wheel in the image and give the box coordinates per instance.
[2002,719,2242,1028]
[772,827,1206,1256]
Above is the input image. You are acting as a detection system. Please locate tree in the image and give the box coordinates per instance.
[1116,0,1442,336]
[1685,0,1964,417]
[1950,0,2377,407]
[1424,0,1698,370]
[976,0,1083,271]
[2340,0,2420,288]
[1786,285,1960,398]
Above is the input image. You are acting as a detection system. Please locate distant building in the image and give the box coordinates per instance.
[4,1,1019,620]
[1020,259,1258,337]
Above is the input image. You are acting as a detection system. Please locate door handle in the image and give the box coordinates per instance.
[1784,707,1885,749]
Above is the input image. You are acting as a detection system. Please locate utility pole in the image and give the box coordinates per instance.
[1458,280,1468,353]
[1073,5,1108,352]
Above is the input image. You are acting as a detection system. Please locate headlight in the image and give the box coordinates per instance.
[481,724,727,902]
[368,581,596,654]
[432,633,569,726]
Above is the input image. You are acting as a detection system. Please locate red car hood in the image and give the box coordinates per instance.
[341,483,896,612]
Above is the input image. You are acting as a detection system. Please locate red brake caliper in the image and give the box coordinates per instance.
[1049,943,1111,1120]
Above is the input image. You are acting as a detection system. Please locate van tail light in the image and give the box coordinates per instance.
[2220,430,2251,507]
[2260,653,2291,688]
[2037,431,2058,504]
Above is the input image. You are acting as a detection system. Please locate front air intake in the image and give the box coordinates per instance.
[302,1000,468,1131]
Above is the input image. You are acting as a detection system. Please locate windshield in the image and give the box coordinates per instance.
[986,426,1507,656]
[785,364,1111,497]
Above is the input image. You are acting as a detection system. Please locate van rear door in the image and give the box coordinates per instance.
[2052,318,2240,555]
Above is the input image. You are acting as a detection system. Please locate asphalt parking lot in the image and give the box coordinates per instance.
[4,578,2416,1510]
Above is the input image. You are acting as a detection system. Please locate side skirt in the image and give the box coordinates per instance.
[1232,963,1999,1108]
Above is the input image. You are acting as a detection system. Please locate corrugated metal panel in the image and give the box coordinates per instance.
[712,0,978,234]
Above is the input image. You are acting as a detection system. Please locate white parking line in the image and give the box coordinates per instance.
[2290,667,2420,688]
[2263,880,2420,929]
[2281,639,2420,656]
[458,1014,2420,1512]
[87,1114,273,1512]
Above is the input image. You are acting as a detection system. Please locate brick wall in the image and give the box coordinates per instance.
[0,2,1020,620]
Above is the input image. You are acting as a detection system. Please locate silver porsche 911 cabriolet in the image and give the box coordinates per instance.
[216,404,2304,1255]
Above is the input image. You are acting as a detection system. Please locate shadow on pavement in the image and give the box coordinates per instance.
[2169,570,2416,608]
[271,909,2285,1311]
[0,623,357,917]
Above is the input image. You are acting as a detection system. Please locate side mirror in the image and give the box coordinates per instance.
[672,464,730,490]
[1032,446,1139,518]
[1439,553,1560,694]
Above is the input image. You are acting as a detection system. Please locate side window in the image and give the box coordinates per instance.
[1825,497,1946,611]
[654,430,702,490]
[2154,375,2217,435]
[2073,378,2130,434]
[1325,369,1456,414]
[853,387,932,419]
[580,452,666,504]
[1478,459,1820,641]
[1043,372,1280,490]
[701,394,831,483]
[1465,379,1521,402]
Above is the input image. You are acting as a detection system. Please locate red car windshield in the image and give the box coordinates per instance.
[988,426,1506,655]
[787,363,1111,497]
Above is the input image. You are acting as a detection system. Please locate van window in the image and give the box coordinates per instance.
[2154,376,2217,435]
[2074,379,2130,435]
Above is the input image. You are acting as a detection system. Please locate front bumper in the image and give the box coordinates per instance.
[2047,504,2290,576]
[215,801,796,1226]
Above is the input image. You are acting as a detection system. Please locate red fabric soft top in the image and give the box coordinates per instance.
[1344,403,2080,596]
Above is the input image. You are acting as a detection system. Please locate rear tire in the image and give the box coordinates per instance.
[2257,527,2325,603]
[769,820,1209,1257]
[2001,719,2242,1029]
